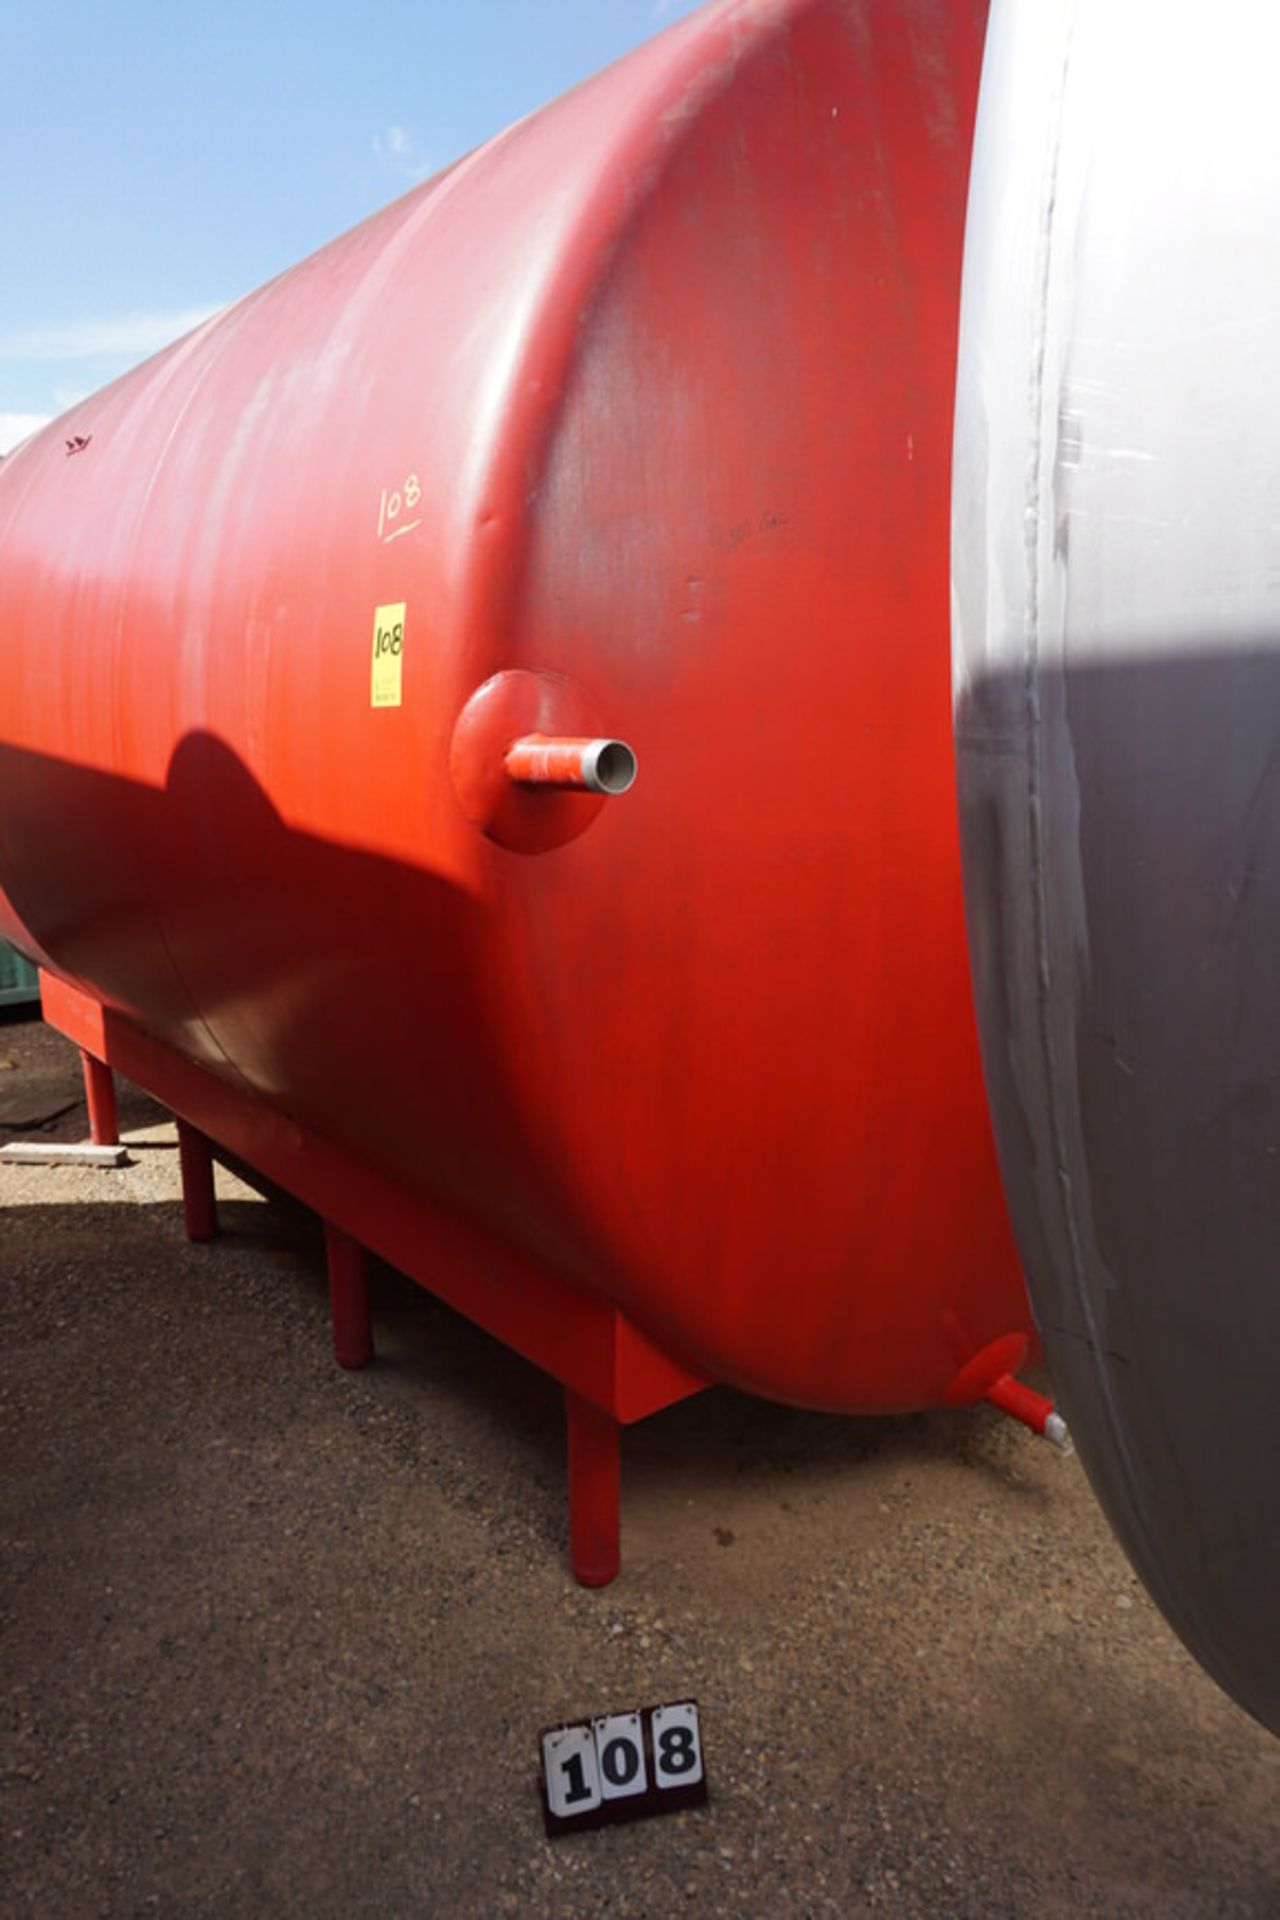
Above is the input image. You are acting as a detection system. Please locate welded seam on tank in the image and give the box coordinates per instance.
[1021,10,1151,1526]
[327,116,532,366]
[118,304,277,1097]
[468,0,783,583]
[537,0,807,466]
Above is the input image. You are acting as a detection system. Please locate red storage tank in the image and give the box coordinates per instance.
[0,0,1030,1580]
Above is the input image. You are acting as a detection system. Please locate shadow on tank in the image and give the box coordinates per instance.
[0,730,615,1291]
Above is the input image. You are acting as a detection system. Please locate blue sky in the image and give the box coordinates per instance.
[0,0,703,453]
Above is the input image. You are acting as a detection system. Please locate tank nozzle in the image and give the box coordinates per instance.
[985,1373,1074,1452]
[505,735,637,795]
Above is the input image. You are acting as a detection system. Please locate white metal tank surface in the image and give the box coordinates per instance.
[952,0,1280,1733]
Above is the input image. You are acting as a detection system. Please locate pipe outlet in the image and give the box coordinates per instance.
[505,735,637,795]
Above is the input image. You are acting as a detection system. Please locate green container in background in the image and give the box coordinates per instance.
[0,942,39,1009]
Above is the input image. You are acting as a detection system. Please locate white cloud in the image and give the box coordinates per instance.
[372,123,434,185]
[0,305,224,363]
[0,412,52,455]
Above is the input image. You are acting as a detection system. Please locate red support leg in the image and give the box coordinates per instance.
[176,1119,217,1242]
[566,1390,621,1588]
[325,1222,373,1370]
[80,1049,119,1146]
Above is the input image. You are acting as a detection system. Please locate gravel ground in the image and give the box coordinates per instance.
[2,1012,1277,1918]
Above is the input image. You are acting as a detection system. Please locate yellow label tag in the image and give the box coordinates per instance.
[370,601,405,708]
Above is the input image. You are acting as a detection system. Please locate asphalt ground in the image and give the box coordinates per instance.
[2,1012,1277,1917]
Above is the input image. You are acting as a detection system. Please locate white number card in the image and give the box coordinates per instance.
[541,1723,602,1821]
[650,1701,704,1789]
[539,1700,707,1835]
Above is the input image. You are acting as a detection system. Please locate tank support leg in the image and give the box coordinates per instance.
[566,1390,621,1588]
[80,1050,119,1146]
[326,1223,373,1370]
[176,1119,217,1243]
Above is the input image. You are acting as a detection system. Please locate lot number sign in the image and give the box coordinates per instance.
[539,1700,707,1835]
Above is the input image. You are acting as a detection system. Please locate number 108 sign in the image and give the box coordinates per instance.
[539,1700,707,1835]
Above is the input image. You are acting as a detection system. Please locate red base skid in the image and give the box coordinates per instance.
[43,972,708,1585]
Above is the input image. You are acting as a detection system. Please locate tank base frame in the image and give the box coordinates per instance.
[41,969,709,1587]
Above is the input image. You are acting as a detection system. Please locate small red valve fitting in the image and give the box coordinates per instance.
[985,1372,1072,1449]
